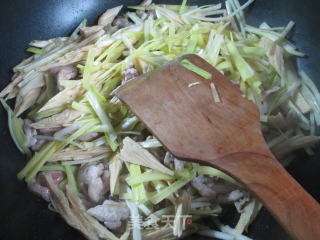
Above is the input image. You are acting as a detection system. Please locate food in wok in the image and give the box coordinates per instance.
[1,0,319,239]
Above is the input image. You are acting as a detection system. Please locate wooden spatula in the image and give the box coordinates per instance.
[116,54,320,240]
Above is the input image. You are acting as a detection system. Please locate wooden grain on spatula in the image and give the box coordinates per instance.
[116,54,320,240]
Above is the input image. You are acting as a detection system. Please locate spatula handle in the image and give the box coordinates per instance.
[211,152,320,240]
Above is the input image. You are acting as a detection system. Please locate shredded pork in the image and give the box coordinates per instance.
[23,119,47,151]
[87,199,129,230]
[28,171,65,201]
[78,163,110,203]
[112,16,131,28]
[121,62,139,83]
[50,65,78,91]
[191,175,250,213]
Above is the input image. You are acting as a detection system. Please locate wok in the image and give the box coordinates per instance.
[0,0,319,239]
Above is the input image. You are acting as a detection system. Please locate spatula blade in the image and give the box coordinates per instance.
[116,54,268,164]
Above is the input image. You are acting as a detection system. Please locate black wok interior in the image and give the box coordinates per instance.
[0,0,319,239]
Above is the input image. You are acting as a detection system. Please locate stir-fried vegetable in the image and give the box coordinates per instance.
[180,59,212,79]
[1,0,319,239]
